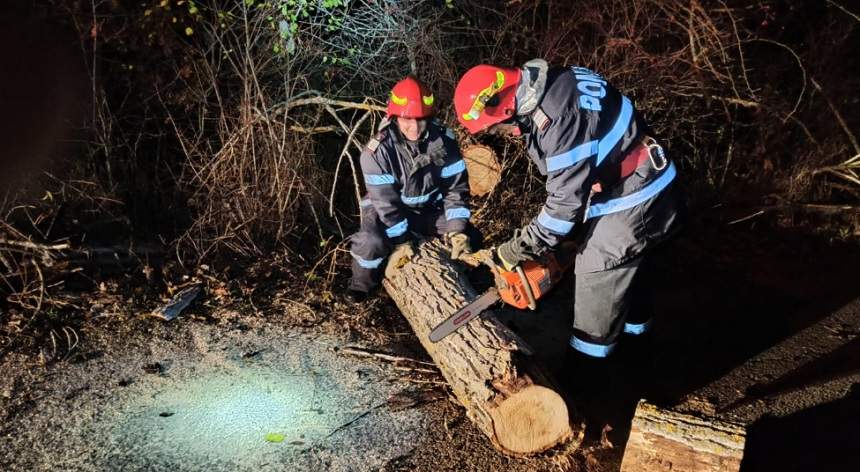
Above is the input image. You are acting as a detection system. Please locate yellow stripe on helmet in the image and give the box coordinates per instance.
[422,94,434,106]
[390,91,408,106]
[461,71,505,121]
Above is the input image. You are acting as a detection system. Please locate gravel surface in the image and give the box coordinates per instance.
[0,323,428,471]
[2,224,858,471]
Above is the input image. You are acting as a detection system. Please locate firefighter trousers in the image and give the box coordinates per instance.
[569,251,659,358]
[348,203,481,293]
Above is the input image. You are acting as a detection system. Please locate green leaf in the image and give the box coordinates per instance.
[265,432,285,443]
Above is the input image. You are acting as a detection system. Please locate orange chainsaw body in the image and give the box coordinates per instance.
[495,253,568,310]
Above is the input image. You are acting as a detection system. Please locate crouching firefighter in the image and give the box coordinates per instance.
[348,76,481,302]
[453,60,683,385]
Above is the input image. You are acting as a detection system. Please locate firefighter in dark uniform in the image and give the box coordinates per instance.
[348,77,480,302]
[453,60,683,387]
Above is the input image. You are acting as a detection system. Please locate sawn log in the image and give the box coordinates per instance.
[621,400,746,472]
[382,240,576,456]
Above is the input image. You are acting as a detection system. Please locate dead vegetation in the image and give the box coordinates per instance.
[1,0,858,359]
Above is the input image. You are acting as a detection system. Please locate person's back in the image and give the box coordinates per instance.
[454,59,683,433]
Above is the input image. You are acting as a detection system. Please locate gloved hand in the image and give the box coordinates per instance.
[446,232,472,260]
[384,241,416,279]
[496,233,532,271]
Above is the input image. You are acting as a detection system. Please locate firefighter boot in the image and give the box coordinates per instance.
[617,329,659,399]
[565,348,629,442]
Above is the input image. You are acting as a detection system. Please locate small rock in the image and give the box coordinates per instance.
[143,362,169,374]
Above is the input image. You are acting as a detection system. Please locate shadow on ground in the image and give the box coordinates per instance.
[495,215,860,471]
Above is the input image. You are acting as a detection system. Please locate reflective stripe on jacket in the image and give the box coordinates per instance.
[359,120,471,241]
[519,65,681,271]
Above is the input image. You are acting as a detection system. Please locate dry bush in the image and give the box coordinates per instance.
[455,0,859,223]
[156,0,463,264]
[2,0,858,345]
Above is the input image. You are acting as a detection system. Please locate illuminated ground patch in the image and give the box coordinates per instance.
[1,328,427,471]
[109,367,362,467]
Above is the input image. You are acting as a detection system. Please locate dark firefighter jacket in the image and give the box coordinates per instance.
[514,63,682,273]
[359,119,471,244]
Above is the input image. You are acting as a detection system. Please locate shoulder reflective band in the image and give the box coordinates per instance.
[570,336,616,358]
[364,173,396,185]
[422,94,434,106]
[546,141,598,172]
[385,218,408,238]
[446,208,471,220]
[441,160,466,178]
[351,252,384,269]
[595,96,633,166]
[586,161,676,220]
[537,208,574,235]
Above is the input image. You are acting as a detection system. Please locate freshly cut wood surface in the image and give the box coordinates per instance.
[383,240,575,456]
[462,144,501,197]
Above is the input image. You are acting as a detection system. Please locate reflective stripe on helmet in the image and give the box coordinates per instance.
[461,71,505,122]
[388,77,435,119]
[390,91,408,106]
[454,65,521,134]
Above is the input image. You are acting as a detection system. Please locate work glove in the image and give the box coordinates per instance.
[446,232,472,260]
[496,231,533,271]
[384,241,416,279]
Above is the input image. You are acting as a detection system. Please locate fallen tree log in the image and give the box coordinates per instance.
[621,400,746,472]
[382,240,576,456]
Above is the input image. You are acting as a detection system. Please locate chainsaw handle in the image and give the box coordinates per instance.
[515,266,538,310]
[456,248,495,268]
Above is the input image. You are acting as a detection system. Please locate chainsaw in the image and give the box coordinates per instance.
[428,246,574,343]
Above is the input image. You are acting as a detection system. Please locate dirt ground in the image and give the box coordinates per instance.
[1,212,859,471]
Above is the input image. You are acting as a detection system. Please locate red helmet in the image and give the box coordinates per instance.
[387,76,435,119]
[454,64,522,134]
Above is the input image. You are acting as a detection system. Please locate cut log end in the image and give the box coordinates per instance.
[490,385,571,455]
[462,144,501,197]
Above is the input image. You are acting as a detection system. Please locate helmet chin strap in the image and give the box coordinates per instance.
[511,115,530,136]
[488,116,529,137]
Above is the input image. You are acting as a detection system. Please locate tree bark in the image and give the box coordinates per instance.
[383,240,576,456]
[621,400,746,472]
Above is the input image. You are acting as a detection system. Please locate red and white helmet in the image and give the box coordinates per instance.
[454,64,522,134]
[387,76,435,119]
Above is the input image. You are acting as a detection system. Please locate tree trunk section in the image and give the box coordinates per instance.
[621,400,746,472]
[383,240,576,456]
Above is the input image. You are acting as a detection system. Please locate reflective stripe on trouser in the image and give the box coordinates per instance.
[349,204,392,293]
[570,255,654,357]
[349,198,483,293]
